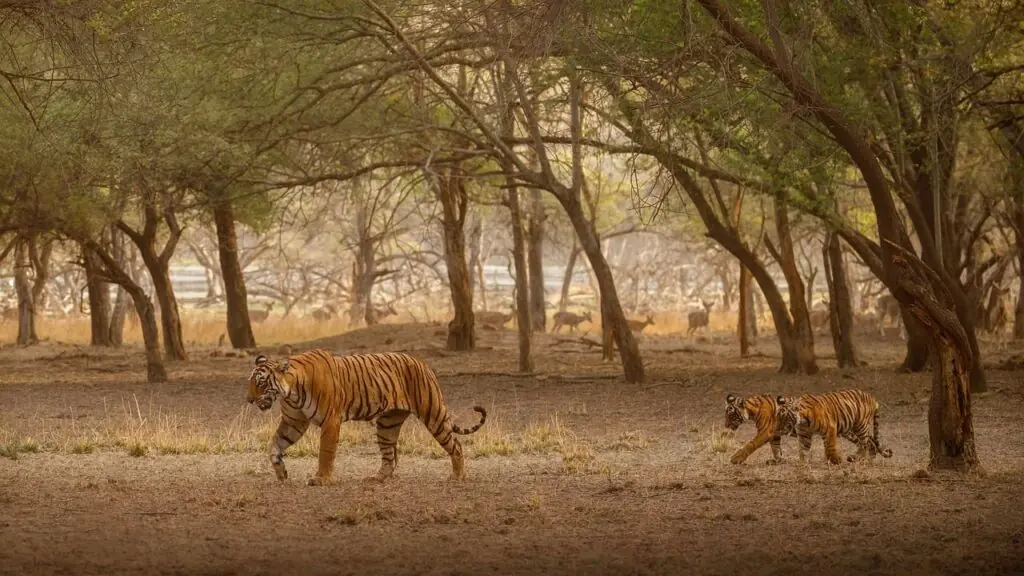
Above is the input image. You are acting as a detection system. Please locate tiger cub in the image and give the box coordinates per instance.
[777,390,894,464]
[724,394,799,465]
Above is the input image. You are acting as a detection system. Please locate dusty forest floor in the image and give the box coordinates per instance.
[1,322,1023,576]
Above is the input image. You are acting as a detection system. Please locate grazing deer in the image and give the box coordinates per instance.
[311,303,337,322]
[1,306,19,323]
[248,301,274,324]
[686,300,714,336]
[627,314,655,333]
[370,303,398,323]
[809,300,830,332]
[476,310,514,327]
[552,310,592,334]
[876,294,903,339]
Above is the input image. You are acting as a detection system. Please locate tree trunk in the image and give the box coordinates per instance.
[562,195,645,383]
[928,335,977,470]
[83,245,112,347]
[213,196,256,349]
[14,240,37,345]
[118,199,187,361]
[823,233,859,367]
[764,194,819,374]
[437,165,475,351]
[559,244,580,313]
[527,189,547,332]
[507,183,533,372]
[738,260,752,356]
[719,267,733,312]
[131,291,167,382]
[108,227,128,347]
[468,213,482,301]
[28,237,52,317]
[147,262,187,361]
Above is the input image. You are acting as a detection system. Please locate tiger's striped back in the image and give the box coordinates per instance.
[783,389,893,464]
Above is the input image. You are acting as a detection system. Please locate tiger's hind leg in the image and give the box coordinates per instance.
[372,410,410,481]
[426,414,466,481]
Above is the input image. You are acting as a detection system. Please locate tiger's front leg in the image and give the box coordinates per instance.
[765,435,783,465]
[270,415,309,481]
[309,417,341,486]
[730,431,771,464]
[824,428,843,465]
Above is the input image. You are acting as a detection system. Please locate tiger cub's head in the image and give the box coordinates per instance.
[724,394,751,430]
[247,354,293,411]
[774,395,801,437]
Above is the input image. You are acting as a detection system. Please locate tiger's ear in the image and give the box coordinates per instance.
[726,394,737,405]
[777,395,787,405]
[255,355,268,366]
[279,359,290,372]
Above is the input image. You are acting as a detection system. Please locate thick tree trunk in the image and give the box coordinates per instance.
[928,335,977,470]
[213,197,256,349]
[108,225,128,347]
[131,291,167,382]
[823,233,859,367]
[507,184,533,372]
[14,240,37,345]
[438,165,475,351]
[28,238,52,317]
[83,245,112,346]
[719,267,733,313]
[1016,204,1024,340]
[562,196,645,383]
[527,189,547,332]
[738,261,752,356]
[559,244,580,313]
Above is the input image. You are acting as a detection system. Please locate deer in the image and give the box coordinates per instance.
[627,314,655,333]
[686,300,714,336]
[552,310,592,334]
[875,294,904,339]
[370,303,398,323]
[248,301,275,324]
[809,299,830,332]
[476,310,514,328]
[310,303,337,322]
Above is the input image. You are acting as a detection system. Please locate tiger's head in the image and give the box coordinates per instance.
[774,395,801,437]
[247,354,293,411]
[724,394,749,430]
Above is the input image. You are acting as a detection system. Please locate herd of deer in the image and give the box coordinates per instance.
[472,299,716,336]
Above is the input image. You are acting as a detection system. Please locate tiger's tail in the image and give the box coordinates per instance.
[872,407,893,458]
[452,406,487,435]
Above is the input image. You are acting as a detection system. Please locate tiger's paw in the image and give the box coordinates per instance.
[764,458,783,466]
[729,453,746,465]
[273,464,288,481]
[308,476,332,487]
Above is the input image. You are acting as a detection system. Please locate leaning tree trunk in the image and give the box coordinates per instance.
[737,260,753,357]
[506,181,533,373]
[213,196,257,349]
[823,232,859,367]
[764,195,818,374]
[146,262,187,361]
[107,228,128,347]
[562,195,645,383]
[437,165,475,351]
[527,189,547,332]
[559,243,580,313]
[83,245,112,346]
[14,240,38,345]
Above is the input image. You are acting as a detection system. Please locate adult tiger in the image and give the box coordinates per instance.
[777,389,894,464]
[246,349,487,486]
[724,394,799,465]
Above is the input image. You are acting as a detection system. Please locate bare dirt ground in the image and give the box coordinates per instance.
[2,323,1023,576]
